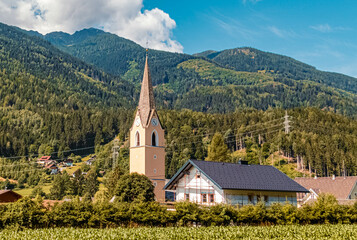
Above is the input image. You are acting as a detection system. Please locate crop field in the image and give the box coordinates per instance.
[0,225,356,240]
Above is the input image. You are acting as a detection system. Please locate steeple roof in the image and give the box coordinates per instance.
[137,52,156,126]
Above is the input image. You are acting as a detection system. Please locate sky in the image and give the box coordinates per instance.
[0,0,356,77]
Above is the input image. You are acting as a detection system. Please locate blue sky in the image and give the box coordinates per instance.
[145,0,357,77]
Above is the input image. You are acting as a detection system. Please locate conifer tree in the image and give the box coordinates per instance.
[84,170,99,197]
[206,132,231,162]
[70,169,85,196]
[50,173,70,200]
[104,166,124,198]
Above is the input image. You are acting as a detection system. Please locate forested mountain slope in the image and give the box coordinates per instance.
[44,28,194,84]
[0,22,135,156]
[195,47,357,94]
[42,28,357,115]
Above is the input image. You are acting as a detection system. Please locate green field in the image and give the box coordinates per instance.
[0,225,356,240]
[14,184,52,197]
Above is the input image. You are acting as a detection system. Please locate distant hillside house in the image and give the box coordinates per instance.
[295,176,357,205]
[86,157,96,166]
[45,163,59,174]
[0,190,22,203]
[37,156,52,165]
[164,160,308,206]
[63,159,73,167]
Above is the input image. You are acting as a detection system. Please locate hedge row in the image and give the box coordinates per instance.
[0,194,356,229]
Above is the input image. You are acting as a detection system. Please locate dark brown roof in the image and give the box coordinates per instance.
[295,176,357,200]
[137,54,156,127]
[0,190,22,202]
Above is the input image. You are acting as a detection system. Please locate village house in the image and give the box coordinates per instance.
[164,160,308,206]
[86,156,96,166]
[45,163,59,174]
[63,159,74,167]
[0,190,22,203]
[36,156,52,165]
[295,176,357,205]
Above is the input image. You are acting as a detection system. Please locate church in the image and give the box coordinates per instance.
[129,52,166,202]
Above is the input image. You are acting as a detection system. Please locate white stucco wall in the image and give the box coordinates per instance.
[175,166,224,205]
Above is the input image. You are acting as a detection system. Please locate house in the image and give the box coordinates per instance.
[295,176,357,205]
[86,158,95,166]
[37,156,52,165]
[0,190,22,203]
[164,160,309,206]
[45,163,59,174]
[63,159,73,167]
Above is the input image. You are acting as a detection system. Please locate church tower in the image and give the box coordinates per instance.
[129,52,166,201]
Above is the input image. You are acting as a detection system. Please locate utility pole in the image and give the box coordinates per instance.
[284,110,291,134]
[112,139,120,170]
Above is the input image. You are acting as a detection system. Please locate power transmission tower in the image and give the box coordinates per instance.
[112,139,120,170]
[284,111,291,134]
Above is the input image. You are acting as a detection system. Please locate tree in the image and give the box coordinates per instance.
[206,132,231,162]
[30,186,46,198]
[115,173,155,203]
[104,166,124,198]
[84,170,99,197]
[70,169,85,196]
[50,172,70,200]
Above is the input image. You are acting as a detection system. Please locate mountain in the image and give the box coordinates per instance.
[0,22,135,156]
[194,47,357,94]
[44,28,194,83]
[41,28,357,115]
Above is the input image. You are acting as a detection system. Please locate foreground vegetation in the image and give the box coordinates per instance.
[0,225,356,240]
[0,194,356,229]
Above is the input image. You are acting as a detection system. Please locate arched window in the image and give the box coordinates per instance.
[152,131,157,146]
[135,131,140,146]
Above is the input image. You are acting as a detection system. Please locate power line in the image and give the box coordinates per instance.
[169,117,285,142]
[167,122,287,149]
[0,145,97,160]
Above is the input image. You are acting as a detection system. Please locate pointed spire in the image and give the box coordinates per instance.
[138,50,156,126]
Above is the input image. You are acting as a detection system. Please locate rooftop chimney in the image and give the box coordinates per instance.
[238,160,249,165]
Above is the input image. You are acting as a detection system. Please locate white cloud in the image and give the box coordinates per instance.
[310,24,332,33]
[242,0,262,4]
[268,26,284,38]
[267,26,297,39]
[0,0,183,52]
[310,24,351,33]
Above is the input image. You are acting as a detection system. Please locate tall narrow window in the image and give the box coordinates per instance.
[152,131,157,146]
[202,194,207,203]
[135,131,140,146]
[185,193,190,201]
